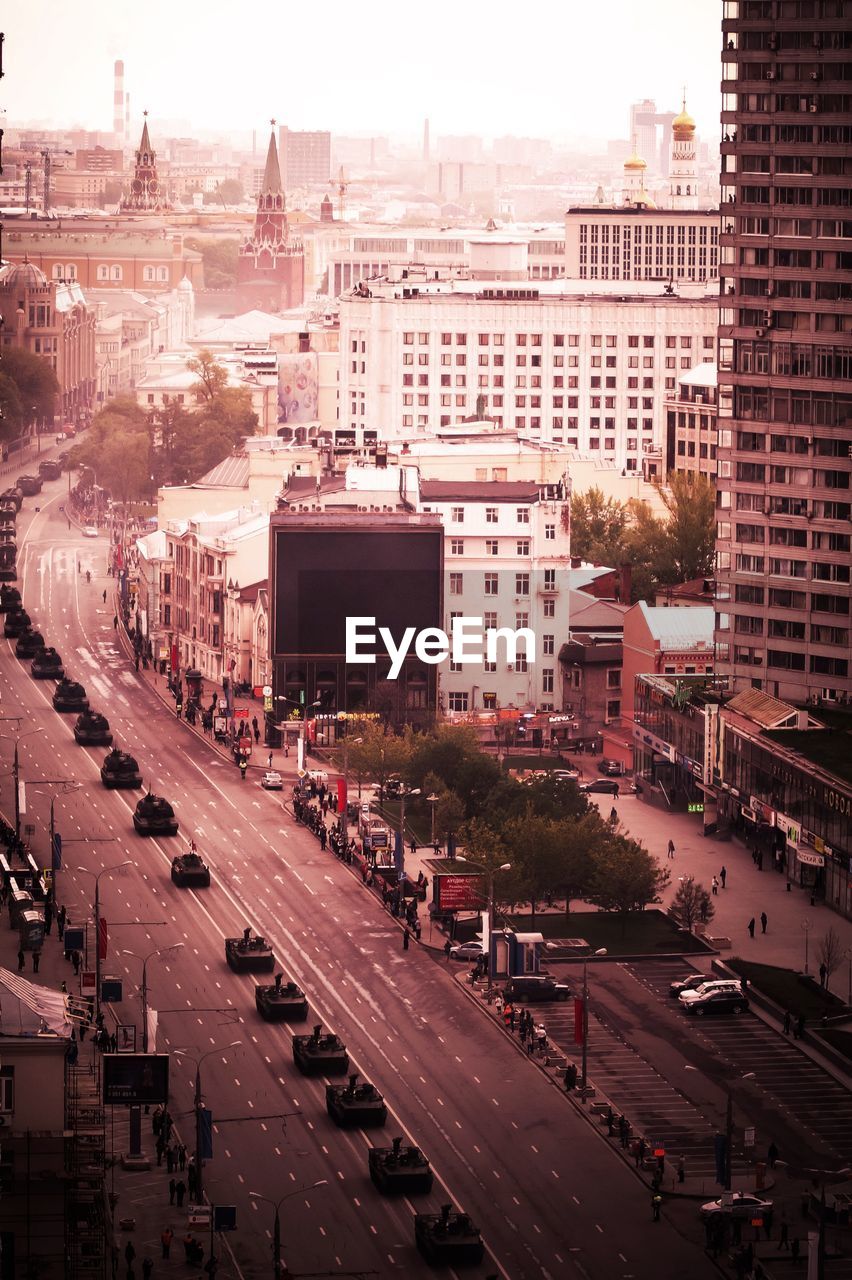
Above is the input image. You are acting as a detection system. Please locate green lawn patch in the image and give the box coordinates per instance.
[455,908,706,956]
[725,959,847,1019]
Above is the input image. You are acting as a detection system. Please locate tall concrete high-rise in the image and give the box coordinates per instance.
[714,3,852,705]
[113,60,125,141]
[423,118,430,162]
[278,126,331,189]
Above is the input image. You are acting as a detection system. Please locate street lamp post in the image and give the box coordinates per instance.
[10,728,45,842]
[337,734,362,850]
[76,861,132,1017]
[33,782,80,905]
[174,1042,240,1205]
[845,949,852,1008]
[801,916,813,975]
[398,786,421,880]
[122,944,184,1053]
[249,1183,328,1280]
[427,792,439,848]
[724,1071,755,1190]
[580,948,608,1101]
[486,862,512,1002]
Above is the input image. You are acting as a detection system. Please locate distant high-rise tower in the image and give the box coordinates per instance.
[714,3,852,704]
[237,125,305,313]
[423,118,430,162]
[629,99,657,172]
[120,113,172,212]
[113,60,125,142]
[278,126,331,189]
[668,93,698,210]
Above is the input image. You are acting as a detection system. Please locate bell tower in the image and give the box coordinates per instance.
[237,121,305,313]
[669,92,699,211]
[121,112,172,212]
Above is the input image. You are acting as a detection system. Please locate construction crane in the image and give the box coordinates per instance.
[329,165,349,221]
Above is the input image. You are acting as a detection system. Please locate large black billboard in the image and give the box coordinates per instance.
[103,1053,169,1106]
[272,523,443,657]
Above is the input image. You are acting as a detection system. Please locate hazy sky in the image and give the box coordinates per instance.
[5,0,722,142]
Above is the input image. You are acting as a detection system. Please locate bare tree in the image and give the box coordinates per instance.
[668,878,714,934]
[817,926,843,991]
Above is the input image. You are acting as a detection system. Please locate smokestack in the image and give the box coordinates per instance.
[423,117,430,162]
[114,59,125,141]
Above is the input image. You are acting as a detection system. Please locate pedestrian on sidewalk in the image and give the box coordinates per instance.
[166,1146,174,1174]
[794,1012,806,1039]
[32,950,40,973]
[268,752,273,769]
[720,865,727,888]
[17,948,24,972]
[402,926,410,951]
[783,1009,792,1035]
[677,1155,685,1184]
[72,950,81,975]
[168,1178,176,1205]
[635,1137,646,1168]
[44,900,53,934]
[495,992,504,1017]
[444,939,452,962]
[667,839,675,859]
[760,911,768,934]
[767,1140,778,1168]
[178,1143,186,1171]
[160,1228,172,1260]
[124,1242,135,1278]
[113,614,118,630]
[747,917,756,938]
[175,1180,186,1208]
[103,590,107,603]
[57,904,66,938]
[711,875,719,896]
[778,1213,789,1250]
[141,1259,152,1280]
[819,962,827,987]
[651,1193,662,1221]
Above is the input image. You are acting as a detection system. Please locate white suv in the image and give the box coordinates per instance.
[678,979,742,1009]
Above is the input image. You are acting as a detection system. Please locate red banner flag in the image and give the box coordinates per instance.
[97,917,108,962]
[573,996,585,1046]
[337,777,348,815]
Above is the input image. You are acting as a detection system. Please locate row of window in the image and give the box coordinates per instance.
[450,506,530,524]
[49,263,170,283]
[401,332,708,349]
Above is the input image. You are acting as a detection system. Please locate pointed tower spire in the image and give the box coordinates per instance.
[139,109,152,157]
[262,120,283,195]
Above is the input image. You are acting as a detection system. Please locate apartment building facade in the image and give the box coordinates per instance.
[338,253,717,470]
[714,0,852,705]
[564,207,720,283]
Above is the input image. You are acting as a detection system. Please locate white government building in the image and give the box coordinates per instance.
[337,238,717,472]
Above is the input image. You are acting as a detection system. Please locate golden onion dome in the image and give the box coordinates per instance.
[624,150,647,172]
[672,95,696,139]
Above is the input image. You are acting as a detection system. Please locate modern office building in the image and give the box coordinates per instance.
[714,0,852,705]
[564,207,720,283]
[278,127,331,189]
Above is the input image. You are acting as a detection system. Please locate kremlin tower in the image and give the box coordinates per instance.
[668,94,699,210]
[237,124,305,313]
[120,113,172,212]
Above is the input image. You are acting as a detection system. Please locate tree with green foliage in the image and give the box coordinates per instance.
[0,375,24,441]
[203,179,244,208]
[407,724,501,817]
[668,878,714,933]
[656,473,716,583]
[585,834,670,931]
[566,486,629,566]
[433,790,466,845]
[347,722,413,801]
[184,238,240,289]
[187,349,230,405]
[1,347,59,426]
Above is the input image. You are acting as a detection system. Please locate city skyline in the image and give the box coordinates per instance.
[6,0,722,144]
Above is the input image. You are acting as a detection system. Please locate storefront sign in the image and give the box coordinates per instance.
[434,873,485,912]
[750,797,775,825]
[632,726,675,762]
[797,849,825,868]
[777,815,799,848]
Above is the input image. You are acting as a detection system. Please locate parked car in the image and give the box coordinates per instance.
[504,974,571,1002]
[580,779,620,796]
[598,758,624,777]
[680,987,748,1017]
[260,770,283,790]
[700,1192,773,1220]
[677,979,742,1005]
[449,941,485,962]
[82,526,99,538]
[669,973,711,998]
[551,768,581,782]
